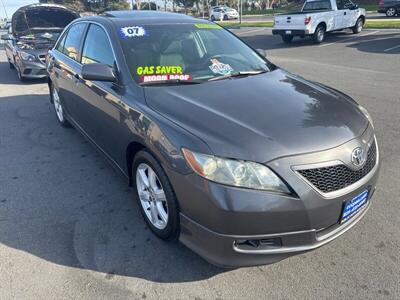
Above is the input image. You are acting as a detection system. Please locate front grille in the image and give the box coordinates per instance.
[298,141,377,193]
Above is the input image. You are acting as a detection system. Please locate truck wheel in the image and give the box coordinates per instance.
[352,17,364,34]
[282,35,293,43]
[313,25,325,44]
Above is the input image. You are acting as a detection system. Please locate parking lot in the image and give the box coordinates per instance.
[0,28,399,299]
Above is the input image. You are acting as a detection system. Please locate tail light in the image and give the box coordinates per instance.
[379,0,384,5]
[304,17,311,25]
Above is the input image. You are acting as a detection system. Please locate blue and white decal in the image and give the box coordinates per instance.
[120,26,147,38]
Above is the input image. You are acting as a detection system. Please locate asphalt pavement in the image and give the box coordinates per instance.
[0,29,399,299]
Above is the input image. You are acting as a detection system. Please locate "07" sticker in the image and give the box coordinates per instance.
[120,26,146,38]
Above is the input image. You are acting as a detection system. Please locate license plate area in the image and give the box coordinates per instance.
[341,190,369,223]
[285,30,292,34]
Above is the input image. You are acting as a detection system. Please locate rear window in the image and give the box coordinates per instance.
[303,0,332,10]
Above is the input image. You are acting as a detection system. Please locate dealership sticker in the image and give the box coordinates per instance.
[194,23,222,29]
[136,65,183,75]
[209,59,233,75]
[141,74,192,82]
[120,26,146,38]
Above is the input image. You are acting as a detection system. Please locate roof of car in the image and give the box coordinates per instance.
[103,10,198,23]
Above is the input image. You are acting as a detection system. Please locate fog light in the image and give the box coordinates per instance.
[234,238,282,251]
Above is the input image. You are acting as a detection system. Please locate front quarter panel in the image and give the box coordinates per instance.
[121,86,213,176]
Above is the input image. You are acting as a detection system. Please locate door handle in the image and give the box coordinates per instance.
[344,12,347,15]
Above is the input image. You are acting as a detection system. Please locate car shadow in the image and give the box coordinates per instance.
[0,93,226,283]
[240,30,400,54]
[344,33,400,54]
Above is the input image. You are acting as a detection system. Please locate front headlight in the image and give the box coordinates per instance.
[19,51,36,62]
[182,148,291,193]
[359,105,374,128]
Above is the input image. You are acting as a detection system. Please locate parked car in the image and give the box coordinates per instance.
[1,4,79,81]
[1,21,11,30]
[378,0,400,17]
[273,0,366,43]
[46,11,379,268]
[210,6,239,21]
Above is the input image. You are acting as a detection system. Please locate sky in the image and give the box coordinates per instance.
[0,0,38,19]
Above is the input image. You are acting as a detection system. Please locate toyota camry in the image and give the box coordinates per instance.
[46,11,380,267]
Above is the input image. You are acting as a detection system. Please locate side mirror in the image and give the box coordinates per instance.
[256,48,267,57]
[81,63,116,82]
[1,34,12,41]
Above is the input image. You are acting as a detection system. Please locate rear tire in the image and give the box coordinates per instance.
[313,25,326,44]
[386,7,396,17]
[133,150,179,240]
[352,17,364,34]
[282,35,293,43]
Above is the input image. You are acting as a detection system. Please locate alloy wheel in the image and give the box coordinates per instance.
[53,87,64,123]
[386,8,396,17]
[136,163,168,230]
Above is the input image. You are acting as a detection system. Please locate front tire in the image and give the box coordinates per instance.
[133,150,179,240]
[352,17,364,34]
[313,25,326,44]
[211,15,215,21]
[386,7,396,17]
[223,14,228,20]
[282,35,293,43]
[50,83,71,127]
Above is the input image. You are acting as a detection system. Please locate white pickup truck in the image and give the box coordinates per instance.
[272,0,366,43]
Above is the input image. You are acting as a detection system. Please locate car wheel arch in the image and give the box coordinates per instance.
[126,140,146,185]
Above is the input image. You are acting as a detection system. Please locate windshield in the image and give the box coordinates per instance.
[303,0,332,11]
[119,23,271,84]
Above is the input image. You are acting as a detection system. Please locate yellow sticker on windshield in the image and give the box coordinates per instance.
[194,23,222,29]
[137,66,183,76]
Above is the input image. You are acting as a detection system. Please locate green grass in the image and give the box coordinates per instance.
[218,20,400,29]
[365,20,400,28]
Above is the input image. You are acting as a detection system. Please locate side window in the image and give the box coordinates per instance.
[63,23,86,61]
[81,24,115,67]
[56,31,67,53]
[336,0,353,9]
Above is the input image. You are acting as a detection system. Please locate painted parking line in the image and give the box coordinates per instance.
[319,30,379,47]
[384,44,400,52]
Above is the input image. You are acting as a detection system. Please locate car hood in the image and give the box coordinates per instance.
[144,69,368,163]
[12,4,79,37]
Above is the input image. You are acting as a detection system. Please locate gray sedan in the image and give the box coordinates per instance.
[46,11,379,267]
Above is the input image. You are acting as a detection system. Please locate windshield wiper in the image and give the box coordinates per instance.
[208,70,267,82]
[139,79,202,86]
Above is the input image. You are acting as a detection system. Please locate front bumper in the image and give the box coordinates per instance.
[166,126,380,267]
[16,59,47,78]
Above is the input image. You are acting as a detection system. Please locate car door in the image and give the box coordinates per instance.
[336,0,354,28]
[75,23,125,161]
[51,22,87,120]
